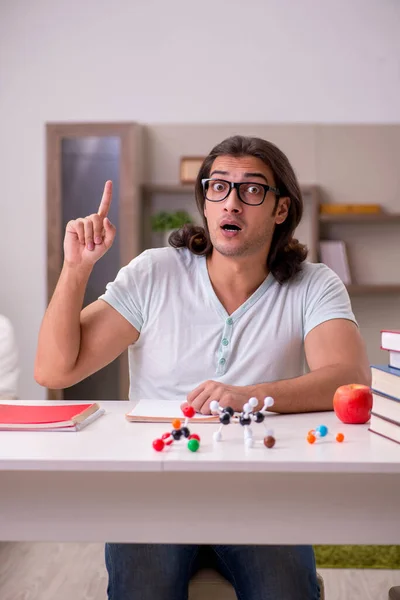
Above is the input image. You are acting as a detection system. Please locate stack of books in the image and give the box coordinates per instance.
[370,330,400,444]
[0,402,104,431]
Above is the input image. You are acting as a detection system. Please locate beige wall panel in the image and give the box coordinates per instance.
[315,125,400,209]
[144,124,317,186]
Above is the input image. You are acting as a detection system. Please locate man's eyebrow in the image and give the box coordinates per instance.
[243,172,269,183]
[210,170,229,177]
[209,170,270,184]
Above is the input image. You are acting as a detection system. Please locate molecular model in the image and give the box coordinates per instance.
[210,396,276,449]
[307,425,345,444]
[152,404,200,452]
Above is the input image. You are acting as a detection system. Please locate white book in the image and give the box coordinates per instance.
[389,351,400,370]
[369,412,400,445]
[372,392,400,424]
[381,330,400,353]
[319,240,352,284]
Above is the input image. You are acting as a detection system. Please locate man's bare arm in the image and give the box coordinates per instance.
[251,318,371,413]
[188,319,371,414]
[35,180,139,389]
[35,284,139,389]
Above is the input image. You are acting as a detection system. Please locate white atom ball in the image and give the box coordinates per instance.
[210,400,220,413]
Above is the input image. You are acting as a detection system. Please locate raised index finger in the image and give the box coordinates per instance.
[98,180,113,218]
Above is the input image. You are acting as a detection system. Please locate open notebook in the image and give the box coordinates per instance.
[126,399,219,423]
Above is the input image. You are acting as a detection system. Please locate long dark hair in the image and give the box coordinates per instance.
[169,135,307,283]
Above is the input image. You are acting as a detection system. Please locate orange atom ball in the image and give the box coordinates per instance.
[172,419,181,430]
[336,433,345,443]
[307,433,316,444]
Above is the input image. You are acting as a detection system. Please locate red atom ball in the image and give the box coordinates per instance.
[152,439,165,452]
[189,433,200,442]
[182,404,196,418]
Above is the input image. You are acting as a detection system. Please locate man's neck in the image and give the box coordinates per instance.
[206,251,269,314]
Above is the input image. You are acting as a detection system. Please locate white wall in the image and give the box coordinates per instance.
[1,0,399,399]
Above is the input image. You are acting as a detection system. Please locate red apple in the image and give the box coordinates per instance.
[333,384,373,424]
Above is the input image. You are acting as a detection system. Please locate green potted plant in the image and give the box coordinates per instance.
[151,210,194,246]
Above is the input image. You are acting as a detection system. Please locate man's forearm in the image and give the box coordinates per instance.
[34,262,92,383]
[250,363,371,413]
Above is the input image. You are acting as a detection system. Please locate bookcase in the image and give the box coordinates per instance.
[141,183,400,296]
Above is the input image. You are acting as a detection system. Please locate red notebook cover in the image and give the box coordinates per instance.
[0,403,95,425]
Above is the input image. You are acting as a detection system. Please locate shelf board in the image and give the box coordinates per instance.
[320,213,400,223]
[346,284,400,295]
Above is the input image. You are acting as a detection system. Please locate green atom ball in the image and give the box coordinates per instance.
[187,438,200,452]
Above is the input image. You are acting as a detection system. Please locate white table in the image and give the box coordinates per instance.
[1,400,400,545]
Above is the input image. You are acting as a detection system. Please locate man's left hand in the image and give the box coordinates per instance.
[187,380,256,415]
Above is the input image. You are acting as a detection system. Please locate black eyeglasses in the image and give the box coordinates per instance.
[201,178,280,206]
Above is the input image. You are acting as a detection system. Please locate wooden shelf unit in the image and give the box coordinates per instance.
[142,183,400,295]
[142,185,400,222]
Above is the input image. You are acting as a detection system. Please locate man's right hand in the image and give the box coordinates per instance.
[64,180,116,268]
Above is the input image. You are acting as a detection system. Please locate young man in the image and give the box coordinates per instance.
[35,135,371,599]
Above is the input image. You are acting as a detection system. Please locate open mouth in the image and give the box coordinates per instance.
[220,223,242,238]
[221,224,242,231]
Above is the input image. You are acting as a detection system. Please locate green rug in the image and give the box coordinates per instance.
[314,545,400,569]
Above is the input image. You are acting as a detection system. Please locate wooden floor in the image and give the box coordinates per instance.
[0,542,398,599]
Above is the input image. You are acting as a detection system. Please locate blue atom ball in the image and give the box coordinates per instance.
[316,425,328,437]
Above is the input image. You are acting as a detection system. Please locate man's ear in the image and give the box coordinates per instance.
[275,197,290,225]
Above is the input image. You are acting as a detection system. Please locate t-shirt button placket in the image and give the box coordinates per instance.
[218,318,233,374]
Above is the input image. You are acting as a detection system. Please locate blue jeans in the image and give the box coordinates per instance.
[105,543,320,600]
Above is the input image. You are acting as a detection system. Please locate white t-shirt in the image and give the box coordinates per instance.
[0,315,19,399]
[99,248,357,402]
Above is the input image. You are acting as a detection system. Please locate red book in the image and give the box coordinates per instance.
[0,403,102,430]
[381,330,400,353]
